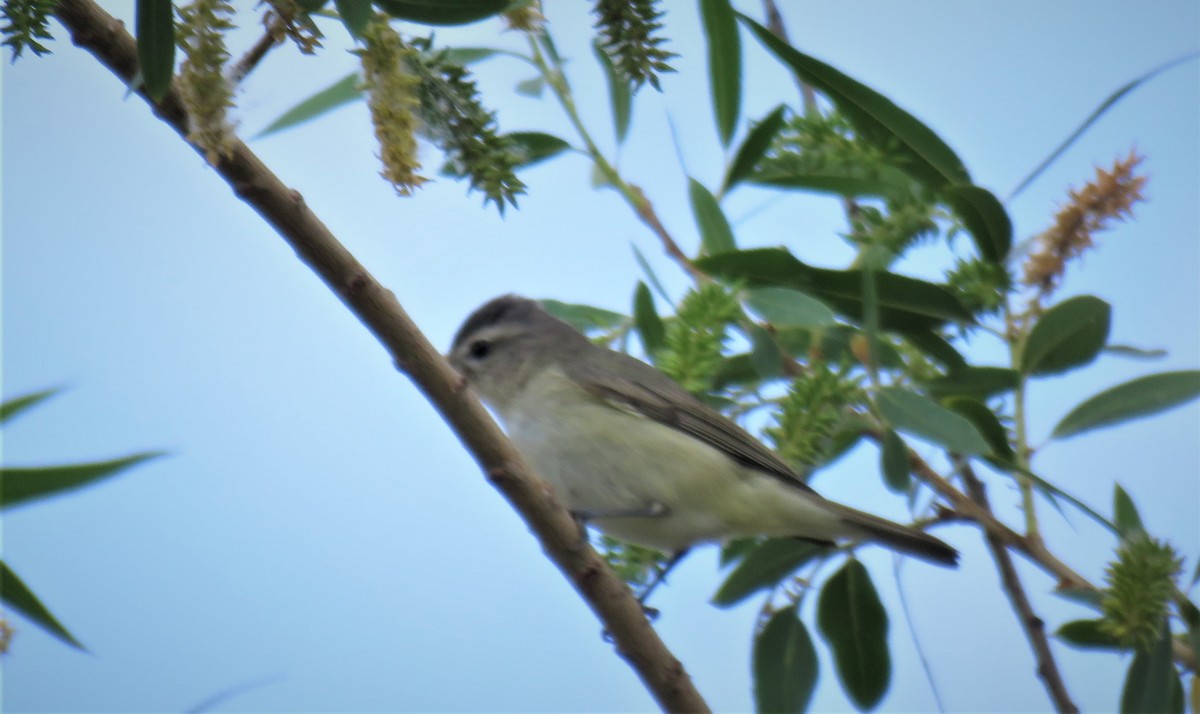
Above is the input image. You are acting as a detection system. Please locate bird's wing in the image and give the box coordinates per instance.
[577,363,819,496]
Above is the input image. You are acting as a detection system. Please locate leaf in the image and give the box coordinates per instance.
[719,537,760,567]
[256,73,362,139]
[372,0,509,25]
[1054,586,1105,610]
[688,178,736,255]
[1104,344,1168,360]
[593,40,632,144]
[876,387,991,455]
[630,243,672,304]
[1020,296,1111,376]
[1,452,164,510]
[880,429,911,493]
[738,14,970,190]
[1,387,61,424]
[1120,622,1178,714]
[505,131,571,169]
[904,331,967,371]
[722,104,786,193]
[441,47,508,65]
[817,560,891,710]
[748,324,783,380]
[943,184,1012,263]
[712,539,827,607]
[0,559,83,649]
[922,367,1019,400]
[1112,483,1145,539]
[1009,52,1199,200]
[754,604,818,714]
[744,287,835,328]
[1055,619,1125,651]
[698,0,741,145]
[712,353,759,390]
[539,300,626,333]
[333,0,371,38]
[945,398,1015,465]
[633,282,666,356]
[1051,370,1200,440]
[135,0,175,102]
[514,75,544,97]
[751,169,907,199]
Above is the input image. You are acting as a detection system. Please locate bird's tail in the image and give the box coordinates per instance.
[829,503,959,567]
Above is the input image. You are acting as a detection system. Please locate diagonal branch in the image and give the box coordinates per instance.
[50,1,709,710]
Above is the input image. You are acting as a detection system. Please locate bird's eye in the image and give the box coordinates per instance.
[468,340,492,360]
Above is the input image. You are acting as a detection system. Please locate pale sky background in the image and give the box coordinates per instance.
[3,1,1199,712]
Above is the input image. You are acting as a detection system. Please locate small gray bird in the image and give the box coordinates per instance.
[449,295,957,567]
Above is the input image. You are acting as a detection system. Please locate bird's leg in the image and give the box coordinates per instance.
[636,547,690,610]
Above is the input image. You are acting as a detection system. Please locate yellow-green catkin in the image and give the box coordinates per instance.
[357,18,425,195]
[1099,536,1181,650]
[176,0,237,164]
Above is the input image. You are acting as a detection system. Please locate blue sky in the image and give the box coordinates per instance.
[3,1,1198,711]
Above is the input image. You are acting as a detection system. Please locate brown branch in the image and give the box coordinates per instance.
[961,463,1078,713]
[228,17,285,86]
[51,1,710,710]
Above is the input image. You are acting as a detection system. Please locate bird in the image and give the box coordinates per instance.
[448,295,958,570]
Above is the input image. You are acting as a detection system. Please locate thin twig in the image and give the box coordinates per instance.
[51,1,710,710]
[228,17,286,86]
[961,462,1078,713]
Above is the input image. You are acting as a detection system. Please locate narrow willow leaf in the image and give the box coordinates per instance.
[1009,52,1199,200]
[333,0,371,38]
[0,387,60,424]
[135,0,175,101]
[1054,586,1105,610]
[1104,344,1168,360]
[1052,370,1200,440]
[754,604,818,714]
[698,0,741,145]
[719,537,760,567]
[712,539,827,607]
[633,282,666,356]
[373,0,509,25]
[1120,622,1177,714]
[712,353,759,390]
[1016,466,1118,535]
[744,287,835,328]
[748,324,783,380]
[1056,619,1125,651]
[904,331,967,371]
[946,398,1015,466]
[922,367,1019,400]
[514,75,545,97]
[738,14,970,190]
[441,47,508,65]
[943,184,1012,263]
[0,559,83,649]
[505,131,570,169]
[877,387,991,455]
[688,178,736,255]
[1020,295,1111,376]
[722,104,786,193]
[880,429,911,493]
[817,560,890,710]
[1,452,164,510]
[630,244,672,304]
[752,170,903,198]
[257,73,362,139]
[1112,483,1145,539]
[593,40,632,144]
[538,300,626,332]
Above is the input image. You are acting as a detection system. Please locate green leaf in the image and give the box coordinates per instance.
[1054,586,1105,610]
[539,300,626,333]
[751,168,907,199]
[712,353,760,390]
[744,287,835,328]
[945,398,1015,465]
[1104,344,1168,360]
[754,604,818,714]
[505,131,571,169]
[922,367,1019,400]
[1113,483,1145,539]
[738,14,970,190]
[1020,295,1111,376]
[712,539,827,607]
[256,73,362,139]
[333,0,371,38]
[877,387,991,455]
[943,184,1012,263]
[372,0,509,25]
[688,178,736,255]
[1,452,164,510]
[817,560,891,710]
[1,387,61,424]
[630,243,672,304]
[880,429,911,493]
[698,0,740,145]
[0,559,84,649]
[441,47,507,65]
[1009,53,1199,200]
[719,537,760,567]
[1055,618,1125,651]
[1120,622,1178,714]
[722,104,786,193]
[633,282,666,356]
[593,39,632,144]
[904,331,967,371]
[514,75,545,97]
[135,0,176,102]
[1051,370,1200,440]
[748,324,783,380]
